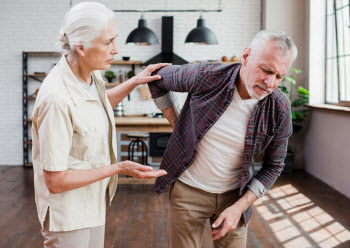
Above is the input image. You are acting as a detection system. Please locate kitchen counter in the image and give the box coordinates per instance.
[115,116,173,133]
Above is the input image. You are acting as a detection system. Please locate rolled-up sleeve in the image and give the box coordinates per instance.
[36,102,73,171]
[152,92,176,110]
[247,178,267,198]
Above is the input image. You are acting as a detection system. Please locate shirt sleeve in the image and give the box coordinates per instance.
[36,102,73,171]
[152,92,176,110]
[247,178,267,198]
[247,108,293,198]
[148,63,201,110]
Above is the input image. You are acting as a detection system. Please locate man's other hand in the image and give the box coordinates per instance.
[211,205,243,240]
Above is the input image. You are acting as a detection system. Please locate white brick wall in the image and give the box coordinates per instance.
[0,0,261,165]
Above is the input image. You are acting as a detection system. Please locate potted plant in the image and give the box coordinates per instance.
[127,70,135,79]
[104,70,116,82]
[278,68,309,173]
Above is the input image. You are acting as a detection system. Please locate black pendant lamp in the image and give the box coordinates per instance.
[126,14,159,45]
[185,14,218,45]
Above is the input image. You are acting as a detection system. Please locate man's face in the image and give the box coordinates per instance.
[240,40,291,100]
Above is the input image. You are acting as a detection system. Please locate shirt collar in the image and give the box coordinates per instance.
[230,64,242,91]
[57,55,105,107]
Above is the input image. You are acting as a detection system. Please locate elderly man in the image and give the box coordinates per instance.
[148,30,297,248]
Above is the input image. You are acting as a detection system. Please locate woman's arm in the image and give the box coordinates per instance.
[106,63,170,108]
[43,160,167,194]
[36,100,167,195]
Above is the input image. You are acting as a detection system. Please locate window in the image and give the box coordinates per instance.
[326,0,350,105]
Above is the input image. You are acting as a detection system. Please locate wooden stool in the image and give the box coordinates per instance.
[127,133,149,165]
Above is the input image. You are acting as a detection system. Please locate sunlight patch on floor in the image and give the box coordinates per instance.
[253,184,350,248]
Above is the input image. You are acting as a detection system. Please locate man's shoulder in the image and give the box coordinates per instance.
[198,61,241,75]
[268,88,291,112]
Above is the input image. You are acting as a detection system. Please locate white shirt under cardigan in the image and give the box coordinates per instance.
[179,85,258,193]
[80,78,111,167]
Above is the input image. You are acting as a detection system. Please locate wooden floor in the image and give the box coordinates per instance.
[1,166,350,248]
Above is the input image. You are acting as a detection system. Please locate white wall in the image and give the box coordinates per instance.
[0,0,261,165]
[263,0,310,169]
[0,0,68,166]
[304,109,350,198]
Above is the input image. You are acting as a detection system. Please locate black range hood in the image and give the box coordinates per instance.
[143,16,188,66]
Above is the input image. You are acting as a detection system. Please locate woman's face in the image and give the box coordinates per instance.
[82,22,119,71]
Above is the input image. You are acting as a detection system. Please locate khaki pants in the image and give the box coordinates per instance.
[168,180,248,248]
[41,212,105,248]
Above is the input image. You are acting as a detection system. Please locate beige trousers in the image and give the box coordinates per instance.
[168,180,248,248]
[41,212,105,248]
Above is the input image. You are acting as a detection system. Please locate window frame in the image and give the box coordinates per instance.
[325,0,350,106]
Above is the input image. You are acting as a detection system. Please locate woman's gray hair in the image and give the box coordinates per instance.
[56,2,114,54]
[249,30,298,65]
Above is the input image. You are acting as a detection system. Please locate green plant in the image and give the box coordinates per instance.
[278,68,309,153]
[127,70,135,79]
[104,70,116,82]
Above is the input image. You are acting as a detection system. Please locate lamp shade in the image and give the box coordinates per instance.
[185,17,218,44]
[126,17,159,45]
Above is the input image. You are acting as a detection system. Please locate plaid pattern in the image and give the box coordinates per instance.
[148,62,292,225]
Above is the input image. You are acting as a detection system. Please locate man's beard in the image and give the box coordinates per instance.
[246,83,272,100]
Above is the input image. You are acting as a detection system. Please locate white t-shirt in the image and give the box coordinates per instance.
[179,85,258,193]
[80,78,111,166]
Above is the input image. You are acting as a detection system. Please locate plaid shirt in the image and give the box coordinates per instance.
[148,62,292,225]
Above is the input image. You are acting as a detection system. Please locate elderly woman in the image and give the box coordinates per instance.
[31,2,168,247]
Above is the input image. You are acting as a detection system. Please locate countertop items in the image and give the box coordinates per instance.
[115,116,172,133]
[139,85,152,100]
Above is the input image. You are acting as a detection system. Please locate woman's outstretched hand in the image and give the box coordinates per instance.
[114,160,167,179]
[132,63,171,85]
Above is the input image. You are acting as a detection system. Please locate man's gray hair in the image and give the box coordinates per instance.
[249,30,298,65]
[56,2,114,55]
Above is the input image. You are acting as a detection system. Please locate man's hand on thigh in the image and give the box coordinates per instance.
[210,205,243,240]
[211,189,258,240]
